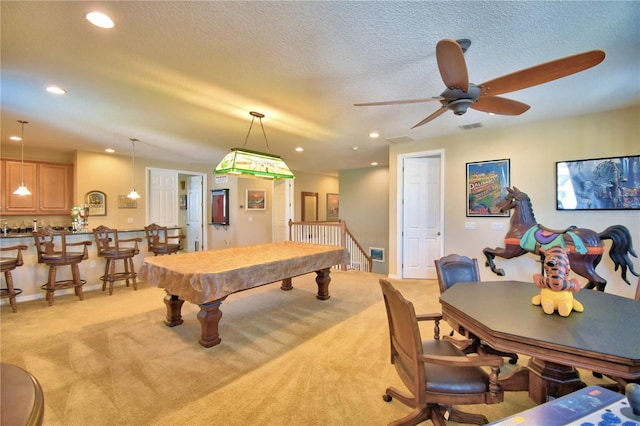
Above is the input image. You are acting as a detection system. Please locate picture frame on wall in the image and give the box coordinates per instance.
[86,190,106,216]
[556,155,640,210]
[117,195,137,209]
[370,247,385,263]
[246,189,266,210]
[179,194,187,210]
[326,193,339,220]
[466,159,510,217]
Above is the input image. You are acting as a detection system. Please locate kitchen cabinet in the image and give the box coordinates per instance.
[1,159,73,215]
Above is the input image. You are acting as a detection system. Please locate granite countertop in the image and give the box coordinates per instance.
[0,228,150,239]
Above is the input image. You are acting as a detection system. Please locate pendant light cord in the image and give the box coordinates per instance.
[18,120,28,183]
[241,111,271,153]
[130,138,138,189]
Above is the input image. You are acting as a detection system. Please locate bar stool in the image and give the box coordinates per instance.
[144,223,184,256]
[93,225,142,295]
[1,244,29,313]
[33,229,92,306]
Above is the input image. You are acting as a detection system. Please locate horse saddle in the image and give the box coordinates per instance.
[520,225,587,255]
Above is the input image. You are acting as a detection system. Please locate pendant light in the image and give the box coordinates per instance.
[127,138,141,199]
[13,120,32,196]
[214,111,295,180]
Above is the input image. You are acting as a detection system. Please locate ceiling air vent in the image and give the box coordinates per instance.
[385,136,414,144]
[459,122,483,130]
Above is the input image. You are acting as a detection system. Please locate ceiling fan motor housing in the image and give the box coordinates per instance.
[440,84,481,115]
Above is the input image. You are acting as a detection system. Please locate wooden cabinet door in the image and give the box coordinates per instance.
[39,163,72,213]
[3,160,37,213]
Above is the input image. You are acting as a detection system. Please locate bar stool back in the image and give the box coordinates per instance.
[93,225,142,295]
[33,229,92,306]
[1,244,28,313]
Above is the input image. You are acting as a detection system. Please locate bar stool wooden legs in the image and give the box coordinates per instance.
[0,244,28,313]
[33,230,92,306]
[93,225,142,295]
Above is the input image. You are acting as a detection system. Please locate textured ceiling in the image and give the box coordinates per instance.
[2,1,639,176]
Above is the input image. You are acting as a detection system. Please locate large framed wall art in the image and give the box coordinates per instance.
[466,159,510,217]
[556,155,640,210]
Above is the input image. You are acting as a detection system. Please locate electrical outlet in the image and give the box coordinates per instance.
[464,222,476,230]
[492,222,505,231]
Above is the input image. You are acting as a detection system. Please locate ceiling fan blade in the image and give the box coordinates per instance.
[479,50,605,97]
[471,96,530,115]
[411,106,448,128]
[354,97,442,106]
[436,39,469,92]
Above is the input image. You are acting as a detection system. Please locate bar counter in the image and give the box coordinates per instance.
[0,228,176,304]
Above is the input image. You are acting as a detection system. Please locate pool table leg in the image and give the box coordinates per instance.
[197,298,226,348]
[315,268,331,300]
[163,293,184,327]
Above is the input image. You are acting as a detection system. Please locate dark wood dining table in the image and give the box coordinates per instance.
[139,241,348,348]
[439,280,640,404]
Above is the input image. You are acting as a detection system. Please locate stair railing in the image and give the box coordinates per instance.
[288,219,373,272]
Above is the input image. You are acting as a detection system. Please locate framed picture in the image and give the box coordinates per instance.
[556,155,640,210]
[466,159,510,217]
[86,190,106,216]
[118,195,137,209]
[245,189,266,210]
[179,194,187,210]
[370,247,385,263]
[326,193,339,220]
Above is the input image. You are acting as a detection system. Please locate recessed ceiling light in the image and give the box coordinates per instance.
[46,86,67,95]
[295,147,304,152]
[371,162,379,166]
[86,12,114,29]
[10,136,21,141]
[352,146,359,151]
[369,132,380,138]
[105,148,115,153]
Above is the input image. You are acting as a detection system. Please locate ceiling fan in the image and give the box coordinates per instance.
[354,39,605,129]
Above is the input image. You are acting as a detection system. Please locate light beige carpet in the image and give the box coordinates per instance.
[0,270,611,425]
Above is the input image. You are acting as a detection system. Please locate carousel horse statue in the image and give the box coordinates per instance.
[483,187,638,291]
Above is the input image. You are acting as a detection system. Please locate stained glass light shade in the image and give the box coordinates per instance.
[214,148,295,180]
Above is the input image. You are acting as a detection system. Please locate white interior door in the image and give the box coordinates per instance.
[272,179,294,242]
[148,168,178,226]
[186,175,203,251]
[402,156,441,279]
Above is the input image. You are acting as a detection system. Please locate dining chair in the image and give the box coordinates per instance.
[33,229,92,306]
[379,279,504,425]
[434,254,519,364]
[1,244,29,312]
[144,223,184,256]
[93,225,142,295]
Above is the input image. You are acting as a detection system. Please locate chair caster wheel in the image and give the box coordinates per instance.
[383,394,392,402]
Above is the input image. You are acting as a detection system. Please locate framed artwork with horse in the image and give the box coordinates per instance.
[484,187,638,291]
[556,155,640,210]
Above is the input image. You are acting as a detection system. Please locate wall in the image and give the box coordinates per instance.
[340,166,389,274]
[388,106,640,298]
[292,172,339,221]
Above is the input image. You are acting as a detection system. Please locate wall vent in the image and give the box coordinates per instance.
[459,122,483,130]
[385,135,414,144]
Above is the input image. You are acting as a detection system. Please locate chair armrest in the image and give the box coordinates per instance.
[66,241,92,247]
[0,244,28,252]
[118,237,143,243]
[420,353,504,368]
[416,313,443,322]
[166,235,184,240]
